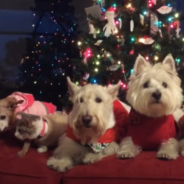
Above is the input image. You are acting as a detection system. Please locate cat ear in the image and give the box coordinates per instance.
[6,97,24,111]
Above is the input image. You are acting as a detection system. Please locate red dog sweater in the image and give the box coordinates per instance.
[124,108,177,150]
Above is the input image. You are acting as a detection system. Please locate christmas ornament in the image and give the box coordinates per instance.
[93,0,105,7]
[117,35,125,45]
[83,73,90,80]
[95,40,103,46]
[83,48,92,64]
[119,18,122,29]
[80,78,88,86]
[157,6,172,14]
[103,7,118,37]
[88,19,96,38]
[85,5,103,20]
[109,64,120,71]
[150,12,159,36]
[174,20,181,38]
[20,58,24,64]
[152,0,157,5]
[139,14,144,25]
[130,18,134,32]
[158,29,163,38]
[139,36,155,45]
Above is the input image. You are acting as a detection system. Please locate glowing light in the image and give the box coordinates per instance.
[168,17,173,22]
[96,61,100,65]
[175,13,179,18]
[145,56,149,60]
[77,41,82,46]
[117,61,121,64]
[76,81,79,85]
[34,81,37,84]
[154,56,159,61]
[94,68,98,72]
[139,38,145,43]
[131,37,135,42]
[97,55,100,58]
[106,53,110,57]
[129,50,134,55]
[126,3,132,8]
[170,24,174,28]
[143,11,147,15]
[130,69,134,74]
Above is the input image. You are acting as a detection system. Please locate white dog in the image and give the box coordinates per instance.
[47,77,120,172]
[117,54,183,160]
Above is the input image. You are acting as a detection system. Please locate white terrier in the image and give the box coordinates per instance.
[117,54,183,160]
[47,77,120,172]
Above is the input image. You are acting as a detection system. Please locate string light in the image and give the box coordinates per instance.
[77,41,82,46]
[154,56,159,61]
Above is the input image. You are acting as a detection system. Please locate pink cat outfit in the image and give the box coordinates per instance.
[8,92,56,116]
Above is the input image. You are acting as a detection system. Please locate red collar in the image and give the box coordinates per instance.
[66,124,116,144]
[40,120,46,137]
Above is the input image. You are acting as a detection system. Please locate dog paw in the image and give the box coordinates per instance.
[117,150,136,159]
[157,151,178,160]
[17,150,26,157]
[47,157,73,172]
[83,153,100,164]
[181,150,184,156]
[37,146,47,153]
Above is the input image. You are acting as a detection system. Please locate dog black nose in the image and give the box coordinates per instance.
[0,115,6,120]
[82,115,92,126]
[152,91,161,100]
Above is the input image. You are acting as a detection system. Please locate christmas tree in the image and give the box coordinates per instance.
[18,0,78,109]
[75,0,184,100]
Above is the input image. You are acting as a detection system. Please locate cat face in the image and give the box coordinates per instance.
[15,113,42,140]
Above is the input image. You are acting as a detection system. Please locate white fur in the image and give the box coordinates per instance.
[37,146,48,153]
[118,54,183,160]
[126,54,182,117]
[15,119,48,140]
[47,78,120,172]
[0,119,9,131]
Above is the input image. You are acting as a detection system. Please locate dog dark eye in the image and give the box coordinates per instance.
[162,82,167,88]
[79,97,84,103]
[143,82,149,88]
[18,129,23,133]
[95,98,102,103]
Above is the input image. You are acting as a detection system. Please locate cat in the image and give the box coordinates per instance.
[15,111,68,157]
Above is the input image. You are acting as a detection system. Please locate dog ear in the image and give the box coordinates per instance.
[107,82,121,100]
[66,77,80,97]
[133,55,148,76]
[162,54,176,72]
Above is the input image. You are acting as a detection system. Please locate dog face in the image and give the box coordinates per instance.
[0,97,23,131]
[126,54,183,117]
[67,77,120,144]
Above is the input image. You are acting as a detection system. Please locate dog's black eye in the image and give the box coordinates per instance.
[95,98,102,103]
[79,97,84,103]
[143,82,149,88]
[162,82,167,88]
[18,129,23,134]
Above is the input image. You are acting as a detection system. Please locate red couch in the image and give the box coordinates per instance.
[1,131,184,184]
